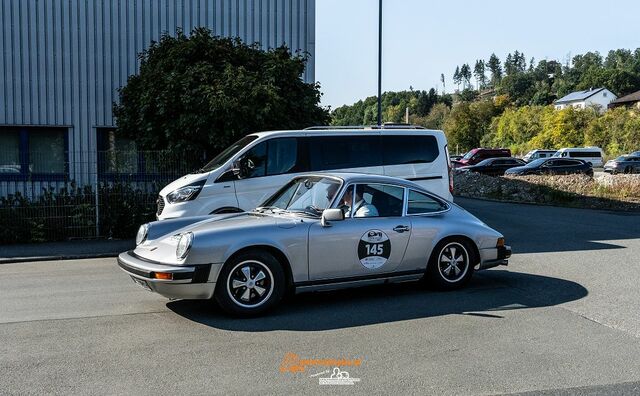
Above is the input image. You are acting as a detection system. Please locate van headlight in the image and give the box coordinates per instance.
[166,181,205,204]
[176,232,194,259]
[135,224,149,245]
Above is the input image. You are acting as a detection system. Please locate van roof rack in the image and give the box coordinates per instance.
[304,123,427,130]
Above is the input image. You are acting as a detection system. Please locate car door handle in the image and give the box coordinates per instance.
[393,225,410,233]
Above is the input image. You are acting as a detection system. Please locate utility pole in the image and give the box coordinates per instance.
[377,0,382,126]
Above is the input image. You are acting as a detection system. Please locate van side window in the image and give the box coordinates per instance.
[243,142,267,178]
[382,135,438,165]
[267,138,298,175]
[308,136,381,171]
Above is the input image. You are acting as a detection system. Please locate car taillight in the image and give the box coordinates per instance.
[449,164,454,193]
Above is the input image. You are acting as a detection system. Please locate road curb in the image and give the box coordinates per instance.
[454,195,640,213]
[0,252,120,264]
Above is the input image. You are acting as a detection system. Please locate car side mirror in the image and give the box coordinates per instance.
[320,208,344,227]
[233,158,249,179]
[216,168,239,183]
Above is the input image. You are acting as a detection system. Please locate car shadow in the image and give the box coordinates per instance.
[166,270,587,332]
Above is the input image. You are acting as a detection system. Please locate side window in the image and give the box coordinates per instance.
[266,138,298,176]
[308,136,381,171]
[243,142,267,178]
[382,135,438,165]
[342,183,404,218]
[407,190,447,214]
[561,152,568,157]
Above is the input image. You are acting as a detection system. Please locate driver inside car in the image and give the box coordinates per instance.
[341,185,378,218]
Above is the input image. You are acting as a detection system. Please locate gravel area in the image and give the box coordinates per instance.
[453,171,640,211]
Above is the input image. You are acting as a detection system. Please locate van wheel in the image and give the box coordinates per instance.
[214,250,285,317]
[426,238,475,290]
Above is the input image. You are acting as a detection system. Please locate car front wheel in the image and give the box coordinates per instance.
[214,250,286,317]
[426,239,475,290]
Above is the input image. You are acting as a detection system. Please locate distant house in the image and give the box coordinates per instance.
[608,90,640,110]
[554,88,617,112]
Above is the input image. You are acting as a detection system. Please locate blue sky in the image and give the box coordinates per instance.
[315,0,640,108]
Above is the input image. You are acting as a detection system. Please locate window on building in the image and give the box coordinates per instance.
[0,127,67,179]
[0,129,21,174]
[97,128,138,174]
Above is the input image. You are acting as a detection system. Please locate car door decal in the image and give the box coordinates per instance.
[357,229,391,269]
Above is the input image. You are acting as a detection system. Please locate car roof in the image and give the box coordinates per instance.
[291,172,430,191]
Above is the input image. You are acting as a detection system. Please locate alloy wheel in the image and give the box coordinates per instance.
[226,260,274,308]
[437,242,470,283]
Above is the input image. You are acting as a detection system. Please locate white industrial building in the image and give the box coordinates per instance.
[0,0,316,192]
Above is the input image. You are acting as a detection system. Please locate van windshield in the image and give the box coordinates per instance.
[197,135,258,173]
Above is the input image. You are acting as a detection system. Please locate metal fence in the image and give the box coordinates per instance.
[0,150,197,244]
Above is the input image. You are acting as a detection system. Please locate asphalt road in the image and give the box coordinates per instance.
[1,198,640,395]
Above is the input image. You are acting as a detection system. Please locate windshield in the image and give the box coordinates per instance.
[615,156,629,161]
[197,135,258,173]
[259,176,342,217]
[461,150,476,160]
[526,158,547,167]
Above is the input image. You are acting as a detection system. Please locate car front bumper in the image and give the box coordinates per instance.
[477,245,511,270]
[117,251,218,300]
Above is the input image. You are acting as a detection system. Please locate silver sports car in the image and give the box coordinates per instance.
[118,173,511,316]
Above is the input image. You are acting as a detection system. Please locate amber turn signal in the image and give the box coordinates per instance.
[496,237,505,247]
[153,272,173,280]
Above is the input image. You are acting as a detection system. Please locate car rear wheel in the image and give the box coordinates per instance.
[426,238,475,290]
[214,250,285,317]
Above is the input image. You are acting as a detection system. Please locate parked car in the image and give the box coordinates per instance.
[552,147,604,167]
[118,173,511,316]
[523,149,557,162]
[452,148,511,168]
[156,126,454,220]
[505,158,593,176]
[604,155,640,174]
[458,157,526,176]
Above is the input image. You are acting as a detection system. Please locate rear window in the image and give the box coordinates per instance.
[407,190,447,214]
[382,135,439,165]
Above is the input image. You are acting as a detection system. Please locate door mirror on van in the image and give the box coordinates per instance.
[233,158,249,179]
[320,208,345,227]
[216,168,239,183]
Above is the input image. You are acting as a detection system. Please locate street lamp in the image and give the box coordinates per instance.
[377,0,382,126]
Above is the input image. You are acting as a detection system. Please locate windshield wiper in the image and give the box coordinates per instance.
[253,206,287,214]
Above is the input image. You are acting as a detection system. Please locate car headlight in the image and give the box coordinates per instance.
[166,181,205,204]
[176,232,194,259]
[135,224,149,245]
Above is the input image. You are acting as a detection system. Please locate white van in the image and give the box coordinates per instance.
[552,147,604,167]
[156,126,453,219]
[523,149,557,162]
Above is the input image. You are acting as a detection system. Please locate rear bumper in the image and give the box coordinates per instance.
[117,251,216,300]
[478,245,511,270]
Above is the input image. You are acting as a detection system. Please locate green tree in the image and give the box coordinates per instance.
[474,59,486,89]
[487,53,502,86]
[460,63,472,89]
[444,99,503,151]
[453,66,462,91]
[113,28,329,161]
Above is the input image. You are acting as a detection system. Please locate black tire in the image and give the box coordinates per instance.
[624,166,632,174]
[425,238,476,290]
[214,249,286,317]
